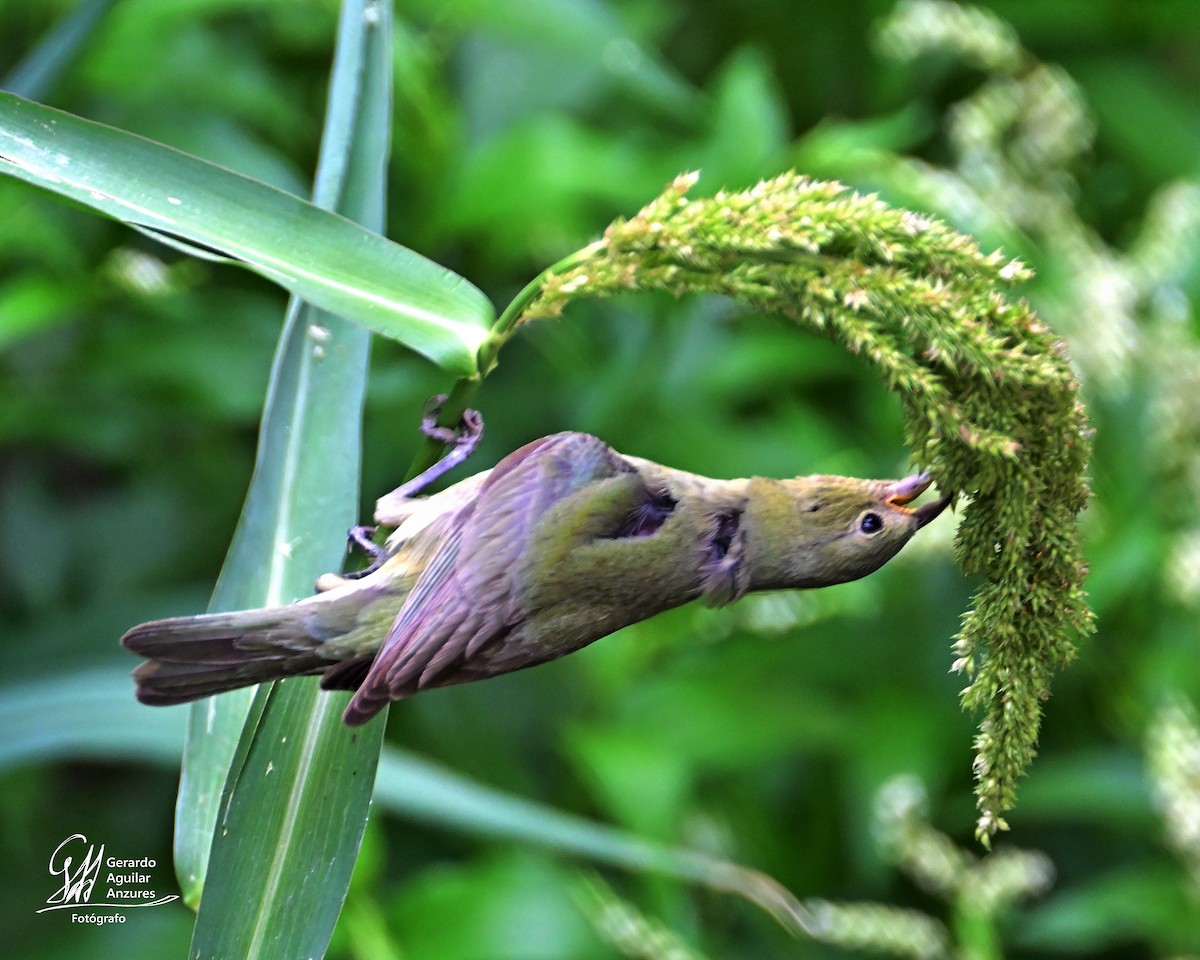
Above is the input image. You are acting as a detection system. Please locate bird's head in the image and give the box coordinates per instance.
[744,471,951,590]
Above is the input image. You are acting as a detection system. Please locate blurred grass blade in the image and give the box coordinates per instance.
[0,0,117,101]
[0,668,190,769]
[0,91,492,376]
[0,667,817,941]
[401,0,700,121]
[177,3,393,957]
[373,748,818,938]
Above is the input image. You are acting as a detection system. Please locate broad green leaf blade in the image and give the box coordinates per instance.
[193,682,381,960]
[170,258,378,911]
[0,92,492,376]
[176,10,391,959]
[0,668,817,941]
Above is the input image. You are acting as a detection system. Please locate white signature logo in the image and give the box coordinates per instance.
[38,834,179,920]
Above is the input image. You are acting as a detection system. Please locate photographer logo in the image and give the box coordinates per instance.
[38,834,179,923]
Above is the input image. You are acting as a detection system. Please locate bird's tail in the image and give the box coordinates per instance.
[120,606,336,706]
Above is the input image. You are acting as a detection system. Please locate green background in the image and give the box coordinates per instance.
[2,0,1198,957]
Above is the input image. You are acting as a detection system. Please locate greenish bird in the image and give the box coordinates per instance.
[121,426,950,726]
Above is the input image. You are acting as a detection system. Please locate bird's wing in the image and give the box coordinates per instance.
[340,433,642,724]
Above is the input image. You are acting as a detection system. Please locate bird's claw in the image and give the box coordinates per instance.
[420,394,483,450]
[348,525,382,559]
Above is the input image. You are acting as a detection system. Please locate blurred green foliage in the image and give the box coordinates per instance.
[2,0,1199,957]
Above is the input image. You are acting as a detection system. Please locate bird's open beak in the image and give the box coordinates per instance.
[885,472,953,528]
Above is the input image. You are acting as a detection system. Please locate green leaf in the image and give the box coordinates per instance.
[190,683,381,960]
[0,93,492,376]
[177,3,389,958]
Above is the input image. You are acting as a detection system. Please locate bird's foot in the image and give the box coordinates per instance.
[387,395,484,501]
[322,525,386,587]
[348,524,382,559]
[419,393,484,450]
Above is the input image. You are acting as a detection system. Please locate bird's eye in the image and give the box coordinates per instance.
[860,512,884,534]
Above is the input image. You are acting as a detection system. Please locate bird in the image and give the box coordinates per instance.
[121,410,951,726]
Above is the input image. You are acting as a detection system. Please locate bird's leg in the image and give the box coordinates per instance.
[317,525,384,588]
[388,394,484,501]
[331,397,484,585]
